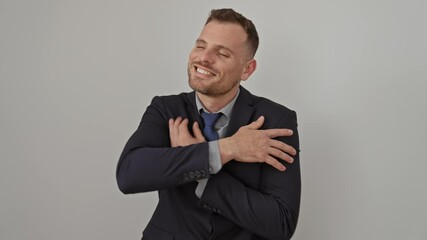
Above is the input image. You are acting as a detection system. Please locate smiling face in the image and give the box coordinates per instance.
[188,21,256,98]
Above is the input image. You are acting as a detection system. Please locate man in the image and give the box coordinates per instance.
[117,8,301,240]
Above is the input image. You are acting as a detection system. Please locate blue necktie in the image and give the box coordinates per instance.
[201,111,221,141]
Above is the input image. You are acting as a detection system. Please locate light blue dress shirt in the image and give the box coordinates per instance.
[194,90,240,197]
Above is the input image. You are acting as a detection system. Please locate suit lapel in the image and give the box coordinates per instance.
[225,86,255,137]
[184,91,204,128]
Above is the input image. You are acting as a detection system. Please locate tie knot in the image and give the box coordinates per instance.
[201,111,221,127]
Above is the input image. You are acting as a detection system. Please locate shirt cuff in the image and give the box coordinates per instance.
[208,141,222,174]
[195,179,208,198]
[195,141,222,198]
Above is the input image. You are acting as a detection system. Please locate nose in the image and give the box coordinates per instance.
[199,49,214,64]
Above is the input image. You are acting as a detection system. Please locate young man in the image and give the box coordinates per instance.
[117,8,301,240]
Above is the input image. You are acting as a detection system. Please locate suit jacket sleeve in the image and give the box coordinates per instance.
[116,96,210,193]
[199,110,301,239]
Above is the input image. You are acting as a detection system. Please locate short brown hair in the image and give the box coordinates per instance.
[206,8,259,58]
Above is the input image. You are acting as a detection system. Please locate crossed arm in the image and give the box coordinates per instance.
[169,115,297,171]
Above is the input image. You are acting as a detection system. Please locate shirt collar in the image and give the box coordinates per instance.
[195,89,240,120]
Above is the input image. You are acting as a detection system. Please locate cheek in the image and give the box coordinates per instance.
[188,49,197,60]
[223,64,243,76]
[190,48,203,58]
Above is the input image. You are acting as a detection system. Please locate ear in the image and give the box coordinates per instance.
[241,59,257,81]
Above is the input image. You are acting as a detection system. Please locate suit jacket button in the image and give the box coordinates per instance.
[195,171,201,178]
[189,172,195,179]
[213,208,222,214]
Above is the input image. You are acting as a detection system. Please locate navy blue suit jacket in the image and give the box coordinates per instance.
[117,86,301,240]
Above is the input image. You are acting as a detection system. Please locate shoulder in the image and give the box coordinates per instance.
[256,96,297,126]
[150,91,194,107]
[241,87,296,115]
[253,95,295,115]
[144,91,197,121]
[240,87,297,127]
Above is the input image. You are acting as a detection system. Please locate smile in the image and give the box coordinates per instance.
[195,66,216,76]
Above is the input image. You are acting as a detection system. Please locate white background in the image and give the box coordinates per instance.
[1,1,426,239]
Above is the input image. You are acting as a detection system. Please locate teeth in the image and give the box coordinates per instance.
[196,67,213,76]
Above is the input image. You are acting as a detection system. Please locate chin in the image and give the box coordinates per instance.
[188,78,206,93]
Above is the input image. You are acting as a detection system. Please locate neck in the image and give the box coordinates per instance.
[196,88,239,113]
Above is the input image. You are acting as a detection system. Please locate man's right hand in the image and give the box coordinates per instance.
[218,116,297,171]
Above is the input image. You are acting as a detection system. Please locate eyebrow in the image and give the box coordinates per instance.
[196,39,235,55]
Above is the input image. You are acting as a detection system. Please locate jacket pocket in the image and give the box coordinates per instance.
[142,223,174,240]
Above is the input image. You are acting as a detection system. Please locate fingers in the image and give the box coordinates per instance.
[246,117,293,139]
[269,139,297,156]
[169,117,205,147]
[173,117,183,133]
[169,118,177,139]
[179,118,189,133]
[169,117,181,146]
[265,155,286,171]
[268,146,294,164]
[169,118,174,133]
[267,139,296,165]
[264,128,293,138]
[170,117,188,134]
[246,116,265,130]
[169,117,182,134]
[193,122,205,141]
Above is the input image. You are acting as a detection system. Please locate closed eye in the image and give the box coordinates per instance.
[219,52,230,58]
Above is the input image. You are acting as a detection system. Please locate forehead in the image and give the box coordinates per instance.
[198,21,248,51]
